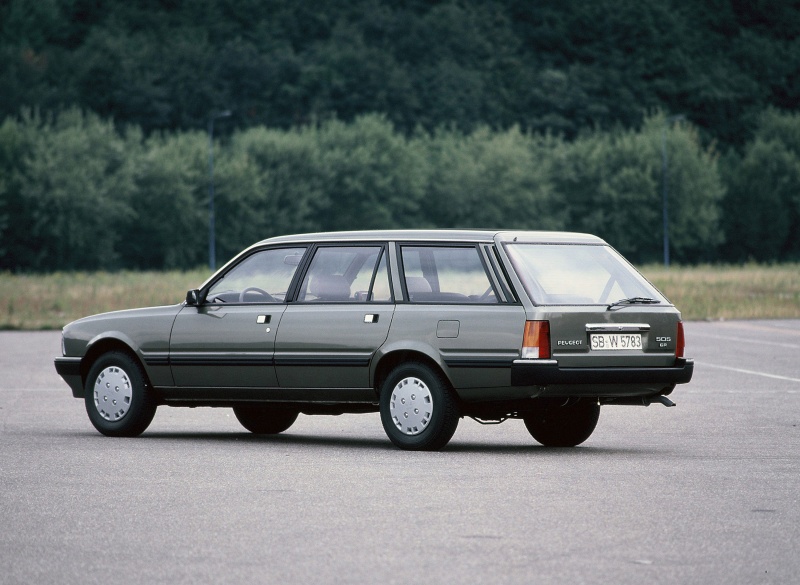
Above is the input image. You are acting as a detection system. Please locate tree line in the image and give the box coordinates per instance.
[1,0,798,148]
[2,0,799,270]
[1,108,798,272]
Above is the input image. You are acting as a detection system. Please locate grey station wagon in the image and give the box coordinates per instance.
[55,230,693,450]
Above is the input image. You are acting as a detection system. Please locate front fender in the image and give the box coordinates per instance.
[59,305,182,391]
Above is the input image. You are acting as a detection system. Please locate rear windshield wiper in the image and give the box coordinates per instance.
[607,296,660,310]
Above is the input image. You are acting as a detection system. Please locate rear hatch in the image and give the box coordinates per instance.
[503,241,684,367]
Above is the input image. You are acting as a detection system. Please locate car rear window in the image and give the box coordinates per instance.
[505,243,667,305]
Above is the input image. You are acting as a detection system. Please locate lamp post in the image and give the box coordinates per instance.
[208,110,231,271]
[661,114,685,268]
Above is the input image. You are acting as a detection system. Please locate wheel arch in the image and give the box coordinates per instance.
[81,335,150,392]
[372,348,454,398]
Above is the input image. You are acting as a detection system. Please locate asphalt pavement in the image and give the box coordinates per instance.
[1,320,798,584]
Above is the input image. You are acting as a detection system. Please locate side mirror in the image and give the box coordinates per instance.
[185,289,202,305]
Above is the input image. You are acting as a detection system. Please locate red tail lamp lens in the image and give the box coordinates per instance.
[522,320,551,359]
[676,321,685,358]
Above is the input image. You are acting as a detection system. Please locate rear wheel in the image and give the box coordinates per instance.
[379,362,460,451]
[85,351,157,437]
[233,405,299,434]
[523,398,600,447]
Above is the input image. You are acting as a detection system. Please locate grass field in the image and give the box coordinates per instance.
[1,264,799,330]
[642,264,800,321]
[0,269,209,330]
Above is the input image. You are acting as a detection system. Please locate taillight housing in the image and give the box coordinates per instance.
[522,320,551,359]
[676,321,685,358]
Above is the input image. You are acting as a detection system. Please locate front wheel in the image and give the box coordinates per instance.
[379,362,460,451]
[84,351,157,437]
[523,398,600,447]
[233,405,299,434]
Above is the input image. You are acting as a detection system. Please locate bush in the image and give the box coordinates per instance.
[0,110,746,271]
[0,109,137,271]
[420,126,562,230]
[551,113,724,264]
[722,109,800,261]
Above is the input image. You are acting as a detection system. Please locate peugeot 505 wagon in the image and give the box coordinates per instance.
[55,230,693,450]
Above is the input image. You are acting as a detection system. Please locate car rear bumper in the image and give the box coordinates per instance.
[54,357,84,398]
[511,357,694,387]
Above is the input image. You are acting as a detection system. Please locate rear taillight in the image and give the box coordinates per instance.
[522,320,551,359]
[676,321,685,358]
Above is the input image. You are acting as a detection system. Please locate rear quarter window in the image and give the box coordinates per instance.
[401,245,498,304]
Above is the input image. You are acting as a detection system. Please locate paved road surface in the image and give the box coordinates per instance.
[1,320,798,584]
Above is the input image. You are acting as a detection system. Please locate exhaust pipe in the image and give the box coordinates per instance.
[601,395,676,407]
[651,395,676,407]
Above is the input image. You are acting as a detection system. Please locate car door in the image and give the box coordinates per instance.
[169,246,306,390]
[274,244,395,393]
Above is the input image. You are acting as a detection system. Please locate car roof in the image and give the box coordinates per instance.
[255,229,605,246]
[204,229,609,290]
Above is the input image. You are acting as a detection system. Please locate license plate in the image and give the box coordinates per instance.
[590,333,642,351]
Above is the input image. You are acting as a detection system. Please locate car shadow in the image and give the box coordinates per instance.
[141,431,396,451]
[444,441,654,456]
[63,429,663,456]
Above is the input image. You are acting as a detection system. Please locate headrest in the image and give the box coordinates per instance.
[405,276,432,294]
[309,274,351,301]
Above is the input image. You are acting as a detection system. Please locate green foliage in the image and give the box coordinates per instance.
[644,116,725,264]
[553,131,661,262]
[315,115,427,231]
[214,124,328,263]
[722,109,800,261]
[2,0,798,146]
[2,0,799,271]
[0,108,786,271]
[420,126,561,230]
[0,117,26,261]
[0,0,66,48]
[122,131,208,269]
[0,109,137,271]
[550,114,724,264]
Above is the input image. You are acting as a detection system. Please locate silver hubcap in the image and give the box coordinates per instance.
[390,376,433,436]
[94,366,133,421]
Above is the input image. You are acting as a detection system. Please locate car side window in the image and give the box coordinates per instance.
[298,246,389,303]
[401,246,498,303]
[206,247,306,304]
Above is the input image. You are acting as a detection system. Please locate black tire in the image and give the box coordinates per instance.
[233,405,299,434]
[84,351,157,437]
[379,362,460,451]
[523,398,600,447]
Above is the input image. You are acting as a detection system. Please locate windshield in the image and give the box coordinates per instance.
[505,243,668,306]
